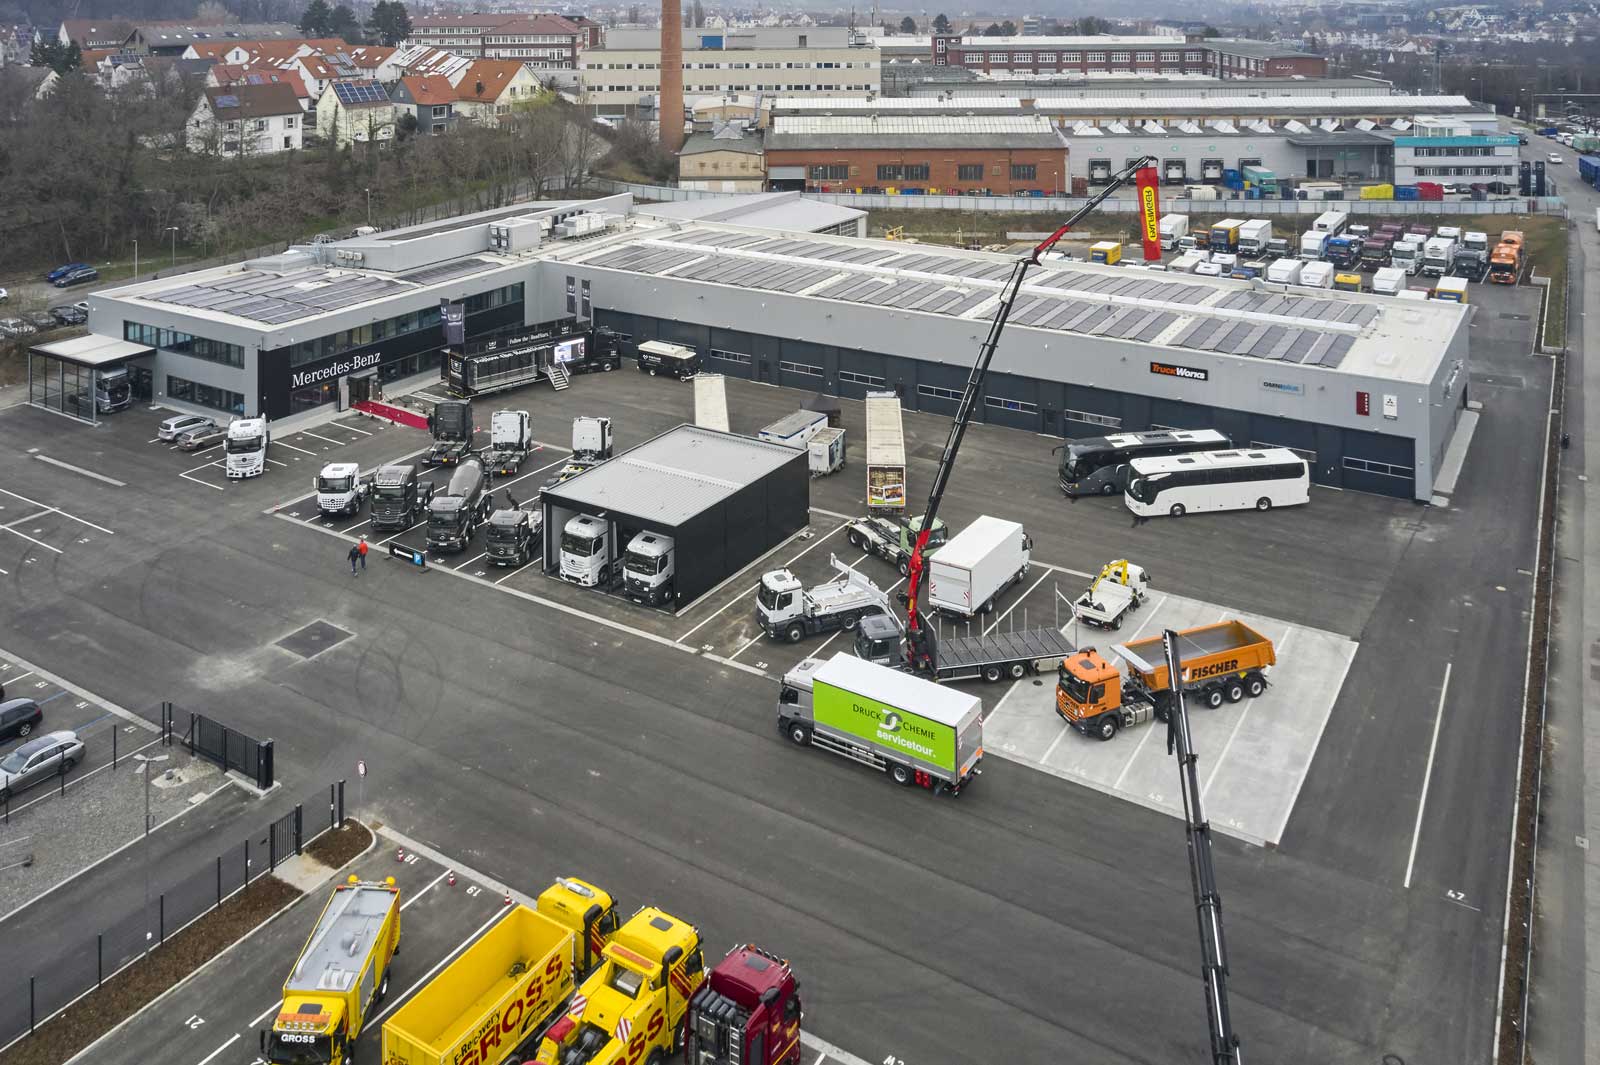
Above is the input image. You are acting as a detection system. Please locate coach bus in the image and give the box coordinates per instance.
[1124,447,1310,518]
[1055,428,1230,497]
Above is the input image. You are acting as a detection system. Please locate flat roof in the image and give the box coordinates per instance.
[570,222,1462,385]
[633,192,863,232]
[545,424,800,525]
[1034,94,1475,114]
[31,334,152,367]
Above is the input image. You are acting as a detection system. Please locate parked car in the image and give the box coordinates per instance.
[1549,153,1565,165]
[46,262,90,283]
[175,423,227,450]
[1438,182,1460,194]
[0,699,43,742]
[53,265,98,288]
[49,305,87,325]
[72,301,89,313]
[157,413,216,441]
[22,310,56,331]
[0,730,84,801]
[0,287,8,303]
[0,317,35,338]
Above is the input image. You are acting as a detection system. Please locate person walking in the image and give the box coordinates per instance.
[348,543,361,576]
[358,535,369,571]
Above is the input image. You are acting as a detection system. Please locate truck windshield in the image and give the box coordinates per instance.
[428,508,461,531]
[1058,670,1091,703]
[561,533,600,556]
[624,550,663,575]
[373,485,406,499]
[757,584,785,610]
[318,476,353,493]
[226,435,262,454]
[608,967,643,997]
[267,1034,333,1065]
[489,522,522,542]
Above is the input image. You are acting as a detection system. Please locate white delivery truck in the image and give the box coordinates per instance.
[559,514,622,587]
[1422,237,1457,278]
[1372,266,1407,295]
[1266,258,1304,285]
[1158,213,1189,250]
[1299,230,1330,261]
[758,553,888,642]
[1390,238,1424,276]
[1312,209,1349,235]
[225,417,270,478]
[1237,219,1273,256]
[777,653,984,794]
[315,461,368,516]
[1435,225,1462,243]
[808,425,846,477]
[622,531,675,606]
[927,515,1031,618]
[758,409,829,449]
[1298,261,1335,289]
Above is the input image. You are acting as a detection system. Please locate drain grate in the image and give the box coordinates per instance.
[276,620,355,659]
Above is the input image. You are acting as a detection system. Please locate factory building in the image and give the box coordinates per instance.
[70,193,1466,502]
[1066,126,1394,185]
[925,34,1326,79]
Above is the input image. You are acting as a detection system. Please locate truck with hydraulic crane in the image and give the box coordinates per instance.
[1071,559,1151,631]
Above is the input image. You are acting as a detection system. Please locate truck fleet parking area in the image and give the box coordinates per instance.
[0,300,1552,1065]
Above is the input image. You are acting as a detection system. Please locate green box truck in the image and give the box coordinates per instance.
[777,653,983,794]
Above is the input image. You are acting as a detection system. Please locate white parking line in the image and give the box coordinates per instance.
[299,430,347,446]
[493,559,540,584]
[275,440,318,456]
[983,570,1051,636]
[0,487,115,534]
[0,525,62,554]
[455,550,488,570]
[378,519,425,545]
[1404,661,1452,889]
[675,523,847,644]
[34,455,126,487]
[336,422,374,436]
[3,509,54,528]
[0,671,34,686]
[193,1032,240,1065]
[180,471,225,492]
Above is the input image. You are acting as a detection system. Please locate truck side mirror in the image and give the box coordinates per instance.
[760,987,780,1006]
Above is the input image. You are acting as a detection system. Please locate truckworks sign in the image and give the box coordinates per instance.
[813,683,956,772]
[1150,360,1209,382]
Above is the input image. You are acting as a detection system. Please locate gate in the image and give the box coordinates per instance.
[267,804,303,869]
[186,712,275,789]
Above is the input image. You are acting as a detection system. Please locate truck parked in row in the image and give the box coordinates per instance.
[225,416,270,478]
[622,531,675,606]
[1312,209,1348,235]
[1359,236,1391,271]
[1299,229,1330,261]
[1389,238,1424,276]
[864,391,907,510]
[1422,236,1457,278]
[684,945,804,1065]
[926,515,1031,618]
[571,415,614,465]
[485,491,542,567]
[1209,218,1244,252]
[560,515,622,587]
[758,554,887,642]
[778,653,984,794]
[426,459,492,553]
[808,425,846,477]
[1372,266,1407,296]
[1158,213,1189,250]
[843,513,946,576]
[1055,620,1278,740]
[426,400,474,467]
[316,462,369,517]
[370,465,432,530]
[262,877,401,1065]
[1236,219,1272,257]
[1266,257,1303,285]
[382,879,618,1065]
[1489,230,1524,284]
[1298,261,1334,289]
[1326,235,1363,270]
[482,410,533,475]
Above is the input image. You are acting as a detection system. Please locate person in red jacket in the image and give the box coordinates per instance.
[357,536,369,572]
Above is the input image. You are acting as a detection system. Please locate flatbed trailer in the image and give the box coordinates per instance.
[855,613,1073,683]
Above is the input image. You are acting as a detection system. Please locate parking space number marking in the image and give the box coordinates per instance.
[184,1015,206,1029]
[465,885,481,897]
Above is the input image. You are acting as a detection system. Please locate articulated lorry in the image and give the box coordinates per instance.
[485,491,542,567]
[684,945,804,1065]
[532,906,705,1065]
[843,513,946,576]
[426,400,474,467]
[226,417,270,479]
[1055,619,1277,740]
[864,391,907,510]
[426,459,492,553]
[316,462,369,517]
[370,465,432,530]
[779,652,983,793]
[482,410,533,475]
[382,879,620,1065]
[757,553,889,642]
[262,877,401,1065]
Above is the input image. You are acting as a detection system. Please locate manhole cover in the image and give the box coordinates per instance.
[276,620,355,659]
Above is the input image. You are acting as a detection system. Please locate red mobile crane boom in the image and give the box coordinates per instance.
[903,155,1158,670]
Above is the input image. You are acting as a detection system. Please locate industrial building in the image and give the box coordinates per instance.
[539,423,811,610]
[1066,125,1394,185]
[926,33,1326,79]
[66,193,1466,502]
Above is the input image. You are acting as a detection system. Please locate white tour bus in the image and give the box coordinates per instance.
[1124,447,1310,518]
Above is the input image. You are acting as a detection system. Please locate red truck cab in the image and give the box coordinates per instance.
[684,945,802,1065]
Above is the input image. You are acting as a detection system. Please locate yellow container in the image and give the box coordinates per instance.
[1089,240,1123,265]
[1360,184,1395,200]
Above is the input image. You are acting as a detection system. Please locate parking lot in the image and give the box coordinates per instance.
[162,411,410,493]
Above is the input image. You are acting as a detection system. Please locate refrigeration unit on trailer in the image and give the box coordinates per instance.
[808,426,846,477]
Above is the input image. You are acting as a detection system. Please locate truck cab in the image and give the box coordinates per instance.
[370,465,431,530]
[225,417,270,479]
[623,531,675,606]
[853,613,904,665]
[534,908,705,1065]
[560,514,620,587]
[571,415,614,465]
[316,462,368,516]
[425,459,489,552]
[485,495,542,567]
[685,945,803,1065]
[426,400,473,466]
[1055,649,1146,739]
[91,367,133,413]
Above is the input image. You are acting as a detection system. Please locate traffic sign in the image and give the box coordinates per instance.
[357,760,367,778]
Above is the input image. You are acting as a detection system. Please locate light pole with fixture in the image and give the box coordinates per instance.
[167,225,178,268]
[364,187,372,226]
[135,751,170,947]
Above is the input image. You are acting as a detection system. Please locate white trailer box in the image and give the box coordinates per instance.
[759,409,829,449]
[1265,258,1304,285]
[865,391,907,509]
[1158,213,1189,250]
[927,515,1031,618]
[808,426,846,477]
[1312,210,1349,235]
[1299,230,1330,261]
[1298,261,1334,289]
[490,409,531,450]
[1237,219,1273,256]
[1372,266,1406,295]
[1170,250,1210,274]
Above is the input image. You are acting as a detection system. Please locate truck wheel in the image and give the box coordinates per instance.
[1224,680,1245,703]
[843,611,862,630]
[1095,716,1118,741]
[1202,685,1225,710]
[377,970,390,1001]
[898,558,911,577]
[889,762,914,786]
[847,529,862,548]
[785,623,805,643]
[1102,482,1117,495]
[980,598,995,615]
[646,1051,664,1065]
[1245,672,1267,698]
[1169,503,1187,517]
[1008,661,1027,680]
[1109,615,1122,631]
[787,723,811,746]
[649,367,658,376]
[1255,497,1272,511]
[982,664,1002,683]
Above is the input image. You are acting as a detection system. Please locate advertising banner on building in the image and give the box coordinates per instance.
[441,300,465,346]
[580,279,591,319]
[1136,166,1162,262]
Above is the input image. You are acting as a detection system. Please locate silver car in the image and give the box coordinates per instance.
[0,730,84,801]
[158,414,216,441]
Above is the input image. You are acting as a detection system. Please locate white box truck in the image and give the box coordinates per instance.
[1237,219,1273,256]
[1372,266,1406,295]
[1158,213,1189,250]
[758,409,829,449]
[1312,210,1349,235]
[1298,261,1334,288]
[1299,230,1330,261]
[865,391,907,510]
[808,425,846,477]
[777,653,983,794]
[927,515,1031,618]
[1422,237,1457,278]
[1266,258,1304,285]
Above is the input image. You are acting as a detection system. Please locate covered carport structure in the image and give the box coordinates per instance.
[28,334,151,425]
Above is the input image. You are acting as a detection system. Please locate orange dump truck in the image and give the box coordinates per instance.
[1055,620,1277,740]
[1488,230,1524,284]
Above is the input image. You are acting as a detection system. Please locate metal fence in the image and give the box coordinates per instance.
[184,708,274,790]
[0,780,345,1053]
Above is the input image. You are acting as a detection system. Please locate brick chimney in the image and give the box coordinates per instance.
[660,0,684,153]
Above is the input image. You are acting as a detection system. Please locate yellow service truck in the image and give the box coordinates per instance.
[533,906,706,1065]
[382,879,621,1065]
[262,876,402,1065]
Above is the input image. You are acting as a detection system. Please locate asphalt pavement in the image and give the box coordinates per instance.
[0,290,1550,1064]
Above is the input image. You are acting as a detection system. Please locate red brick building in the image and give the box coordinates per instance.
[763,115,1068,195]
[930,34,1324,80]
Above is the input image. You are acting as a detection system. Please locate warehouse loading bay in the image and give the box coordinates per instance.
[0,279,1546,1065]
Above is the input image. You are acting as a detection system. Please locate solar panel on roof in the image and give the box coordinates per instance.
[333,80,388,105]
[399,258,494,285]
[215,93,240,108]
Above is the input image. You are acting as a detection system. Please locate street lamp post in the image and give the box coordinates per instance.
[135,752,170,948]
[364,187,372,227]
[132,238,138,282]
[166,225,178,268]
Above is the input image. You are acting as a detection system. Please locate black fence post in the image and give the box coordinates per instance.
[216,855,222,909]
[187,712,197,755]
[294,804,303,855]
[244,837,250,886]
[98,933,103,987]
[29,976,34,1032]
[220,725,229,772]
[337,779,345,826]
[159,894,165,945]
[329,783,336,831]
[259,740,274,790]
[269,823,276,871]
[113,725,118,769]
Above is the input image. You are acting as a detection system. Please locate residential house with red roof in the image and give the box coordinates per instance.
[187,82,304,155]
[450,58,543,124]
[390,75,457,134]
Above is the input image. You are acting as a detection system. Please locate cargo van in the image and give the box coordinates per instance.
[635,340,700,378]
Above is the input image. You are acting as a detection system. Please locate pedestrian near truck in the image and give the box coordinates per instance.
[348,543,361,576]
[358,536,369,570]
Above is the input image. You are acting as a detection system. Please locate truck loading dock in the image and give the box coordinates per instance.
[540,424,810,611]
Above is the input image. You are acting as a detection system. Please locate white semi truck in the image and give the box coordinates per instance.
[571,415,613,465]
[757,553,890,642]
[481,410,533,475]
[926,516,1031,618]
[225,417,270,478]
[864,391,907,510]
[315,462,368,516]
[622,531,675,606]
[560,514,622,587]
